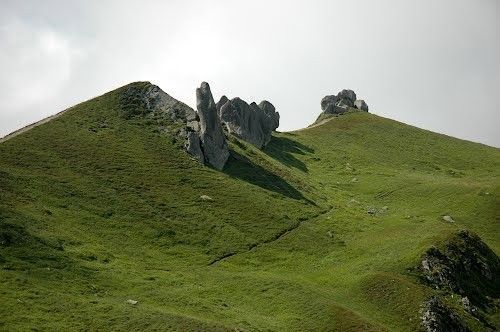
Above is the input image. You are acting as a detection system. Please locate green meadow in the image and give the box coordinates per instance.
[1,83,498,331]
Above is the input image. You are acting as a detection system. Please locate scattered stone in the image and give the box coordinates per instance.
[200,195,213,201]
[381,206,389,211]
[196,82,229,170]
[442,215,455,223]
[367,207,377,215]
[126,299,138,305]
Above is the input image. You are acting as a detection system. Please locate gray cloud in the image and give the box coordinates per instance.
[1,0,499,146]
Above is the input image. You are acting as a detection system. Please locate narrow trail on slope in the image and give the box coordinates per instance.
[208,206,333,266]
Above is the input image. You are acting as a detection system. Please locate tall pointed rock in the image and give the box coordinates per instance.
[196,82,229,170]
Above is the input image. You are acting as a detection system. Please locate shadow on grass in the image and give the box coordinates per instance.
[224,151,307,201]
[263,136,314,173]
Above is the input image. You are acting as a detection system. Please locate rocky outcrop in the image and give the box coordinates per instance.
[421,297,470,332]
[123,81,278,170]
[419,230,500,308]
[320,89,369,115]
[218,97,280,148]
[195,82,229,170]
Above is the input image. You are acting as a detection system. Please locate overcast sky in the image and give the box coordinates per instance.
[1,0,499,146]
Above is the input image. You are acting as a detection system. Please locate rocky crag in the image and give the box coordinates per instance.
[185,82,280,169]
[218,97,279,149]
[122,83,374,170]
[119,81,280,170]
[417,230,500,331]
[321,89,369,115]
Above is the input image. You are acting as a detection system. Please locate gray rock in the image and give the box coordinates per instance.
[320,89,370,116]
[185,131,204,163]
[442,215,455,223]
[196,82,229,170]
[126,299,138,305]
[338,89,357,103]
[321,91,353,114]
[219,97,279,148]
[259,100,280,132]
[216,96,229,117]
[186,120,200,132]
[325,103,348,114]
[200,195,213,201]
[321,95,338,111]
[354,99,369,112]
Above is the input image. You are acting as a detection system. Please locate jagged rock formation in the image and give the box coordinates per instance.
[218,97,279,149]
[121,81,278,170]
[321,89,369,115]
[194,82,230,170]
[421,297,470,332]
[419,230,499,308]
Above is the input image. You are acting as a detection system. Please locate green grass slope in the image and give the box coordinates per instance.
[0,82,499,331]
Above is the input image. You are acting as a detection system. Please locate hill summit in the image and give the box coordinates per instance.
[0,81,498,331]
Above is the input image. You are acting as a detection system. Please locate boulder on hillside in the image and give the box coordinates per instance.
[219,97,280,148]
[196,82,229,170]
[258,100,280,132]
[354,99,369,112]
[338,89,357,104]
[320,89,369,115]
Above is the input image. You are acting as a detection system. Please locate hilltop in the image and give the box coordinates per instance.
[0,82,499,331]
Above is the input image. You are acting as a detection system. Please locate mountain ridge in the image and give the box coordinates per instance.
[0,81,498,331]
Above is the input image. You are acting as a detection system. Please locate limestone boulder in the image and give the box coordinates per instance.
[354,99,369,112]
[196,82,229,170]
[219,97,279,148]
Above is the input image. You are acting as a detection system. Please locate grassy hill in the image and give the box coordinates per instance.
[0,82,498,331]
